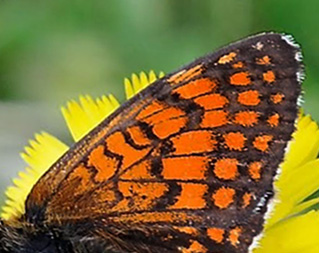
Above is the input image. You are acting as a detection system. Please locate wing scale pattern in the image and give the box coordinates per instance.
[24,33,302,253]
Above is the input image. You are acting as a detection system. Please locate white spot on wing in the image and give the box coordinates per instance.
[281,34,300,49]
[297,94,304,107]
[295,51,303,62]
[248,232,263,253]
[253,191,273,214]
[296,71,305,83]
[253,42,264,51]
[248,197,278,253]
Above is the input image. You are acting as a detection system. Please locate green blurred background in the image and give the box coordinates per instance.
[0,0,319,204]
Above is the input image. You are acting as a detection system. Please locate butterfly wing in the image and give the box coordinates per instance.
[25,33,302,253]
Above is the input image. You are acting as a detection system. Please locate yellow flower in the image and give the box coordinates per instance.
[1,70,319,252]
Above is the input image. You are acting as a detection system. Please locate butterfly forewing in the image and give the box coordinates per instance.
[25,33,302,253]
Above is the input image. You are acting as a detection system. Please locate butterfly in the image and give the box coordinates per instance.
[0,33,302,253]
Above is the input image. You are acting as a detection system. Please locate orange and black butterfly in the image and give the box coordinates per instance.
[0,33,303,253]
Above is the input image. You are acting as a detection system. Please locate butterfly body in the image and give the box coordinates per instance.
[0,33,303,253]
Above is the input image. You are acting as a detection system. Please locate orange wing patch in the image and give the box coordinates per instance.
[106,131,151,169]
[174,78,217,99]
[234,111,259,127]
[137,100,167,120]
[242,192,253,208]
[88,145,119,182]
[168,64,203,85]
[142,107,185,125]
[207,227,225,244]
[139,105,187,139]
[66,164,92,195]
[212,187,235,209]
[91,185,117,203]
[182,240,207,253]
[237,90,260,106]
[152,117,187,139]
[115,182,168,212]
[195,94,228,110]
[256,55,271,65]
[218,52,237,64]
[127,126,152,146]
[230,72,251,86]
[232,61,244,68]
[174,226,199,236]
[120,160,155,180]
[201,110,229,128]
[214,158,238,180]
[228,227,242,246]
[169,183,207,209]
[271,93,285,104]
[223,132,246,151]
[263,70,276,83]
[171,130,217,155]
[110,211,200,224]
[253,135,273,152]
[249,161,263,180]
[162,156,208,180]
[267,113,280,127]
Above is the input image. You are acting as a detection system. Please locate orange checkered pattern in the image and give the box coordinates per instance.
[1,33,303,253]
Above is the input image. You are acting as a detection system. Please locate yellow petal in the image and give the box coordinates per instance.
[265,115,319,227]
[21,132,68,173]
[131,73,141,94]
[290,197,319,215]
[159,71,165,78]
[255,211,319,253]
[1,132,68,220]
[63,70,164,141]
[267,159,319,227]
[148,70,157,83]
[61,94,120,141]
[139,71,148,87]
[124,77,134,99]
[124,70,164,99]
[282,115,319,175]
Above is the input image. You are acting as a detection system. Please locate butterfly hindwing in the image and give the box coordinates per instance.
[25,33,302,253]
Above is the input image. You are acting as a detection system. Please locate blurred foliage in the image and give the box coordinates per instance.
[0,0,318,120]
